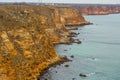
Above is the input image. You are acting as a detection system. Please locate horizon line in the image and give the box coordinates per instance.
[0,2,120,5]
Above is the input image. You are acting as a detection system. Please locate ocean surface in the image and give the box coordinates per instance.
[40,14,120,80]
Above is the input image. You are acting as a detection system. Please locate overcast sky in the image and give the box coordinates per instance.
[0,0,120,4]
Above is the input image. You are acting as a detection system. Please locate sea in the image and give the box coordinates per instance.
[40,14,120,80]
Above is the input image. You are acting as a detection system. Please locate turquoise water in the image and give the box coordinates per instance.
[40,14,120,80]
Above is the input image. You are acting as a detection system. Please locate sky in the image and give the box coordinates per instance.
[0,0,120,4]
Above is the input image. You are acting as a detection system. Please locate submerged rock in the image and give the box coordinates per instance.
[64,49,68,51]
[70,55,74,58]
[79,73,87,77]
[64,64,69,67]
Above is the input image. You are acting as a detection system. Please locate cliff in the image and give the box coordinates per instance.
[0,4,88,80]
[47,5,89,44]
[53,6,89,26]
[72,4,120,15]
[0,4,63,80]
[0,26,61,80]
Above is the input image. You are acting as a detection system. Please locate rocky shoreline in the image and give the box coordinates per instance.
[37,19,91,80]
[0,4,90,80]
[37,55,71,80]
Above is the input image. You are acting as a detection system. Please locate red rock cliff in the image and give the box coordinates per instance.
[72,4,120,15]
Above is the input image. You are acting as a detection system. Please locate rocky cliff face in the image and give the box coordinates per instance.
[60,7,88,25]
[72,4,120,15]
[0,26,60,80]
[48,5,89,43]
[0,4,62,80]
[55,6,89,26]
[0,4,88,80]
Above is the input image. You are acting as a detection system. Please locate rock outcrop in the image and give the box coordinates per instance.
[0,4,88,80]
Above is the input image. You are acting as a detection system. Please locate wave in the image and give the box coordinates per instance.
[87,72,106,77]
[87,72,96,76]
[87,57,98,61]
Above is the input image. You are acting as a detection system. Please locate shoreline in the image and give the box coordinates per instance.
[37,55,71,80]
[37,22,92,80]
[38,23,90,79]
[38,14,120,80]
[54,22,92,45]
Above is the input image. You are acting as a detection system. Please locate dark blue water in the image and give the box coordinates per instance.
[41,14,120,80]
